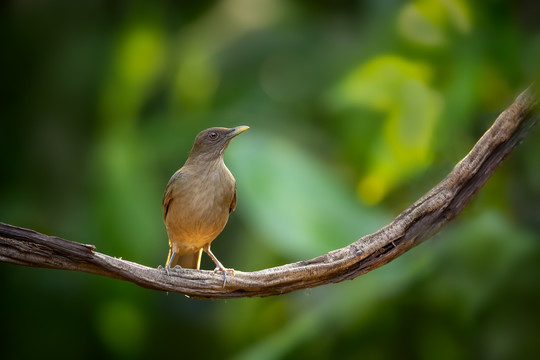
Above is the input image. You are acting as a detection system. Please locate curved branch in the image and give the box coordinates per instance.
[1,85,538,299]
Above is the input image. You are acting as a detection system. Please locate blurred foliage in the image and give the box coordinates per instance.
[1,0,540,359]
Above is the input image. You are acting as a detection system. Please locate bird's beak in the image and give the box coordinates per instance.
[227,125,250,138]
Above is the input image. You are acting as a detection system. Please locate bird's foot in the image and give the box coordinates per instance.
[164,264,177,275]
[157,264,169,274]
[213,267,235,287]
[160,264,182,276]
[213,267,235,275]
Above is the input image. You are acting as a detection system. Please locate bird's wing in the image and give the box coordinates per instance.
[162,170,182,220]
[229,183,237,213]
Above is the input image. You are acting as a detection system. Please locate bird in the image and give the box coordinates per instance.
[162,126,249,276]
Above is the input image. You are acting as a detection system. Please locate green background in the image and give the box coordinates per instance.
[1,1,540,359]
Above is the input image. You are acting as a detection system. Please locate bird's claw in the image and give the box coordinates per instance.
[160,264,173,275]
[213,267,235,287]
[213,267,235,276]
[157,264,170,275]
[159,264,183,276]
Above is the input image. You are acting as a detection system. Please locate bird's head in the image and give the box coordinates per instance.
[188,126,249,162]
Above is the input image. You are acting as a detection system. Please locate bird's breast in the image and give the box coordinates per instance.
[165,163,236,254]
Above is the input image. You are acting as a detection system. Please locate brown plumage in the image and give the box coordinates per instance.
[162,126,249,273]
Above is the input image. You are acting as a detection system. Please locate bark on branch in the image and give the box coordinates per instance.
[1,85,538,299]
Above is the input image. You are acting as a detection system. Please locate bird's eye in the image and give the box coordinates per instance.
[208,132,219,140]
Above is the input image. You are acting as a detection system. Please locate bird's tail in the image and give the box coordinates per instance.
[166,248,203,270]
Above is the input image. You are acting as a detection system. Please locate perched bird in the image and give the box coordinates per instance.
[162,126,249,274]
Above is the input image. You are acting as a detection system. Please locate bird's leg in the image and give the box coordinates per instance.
[165,251,176,275]
[203,244,234,286]
[204,245,234,274]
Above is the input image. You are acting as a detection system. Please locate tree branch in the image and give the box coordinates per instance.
[1,85,538,299]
